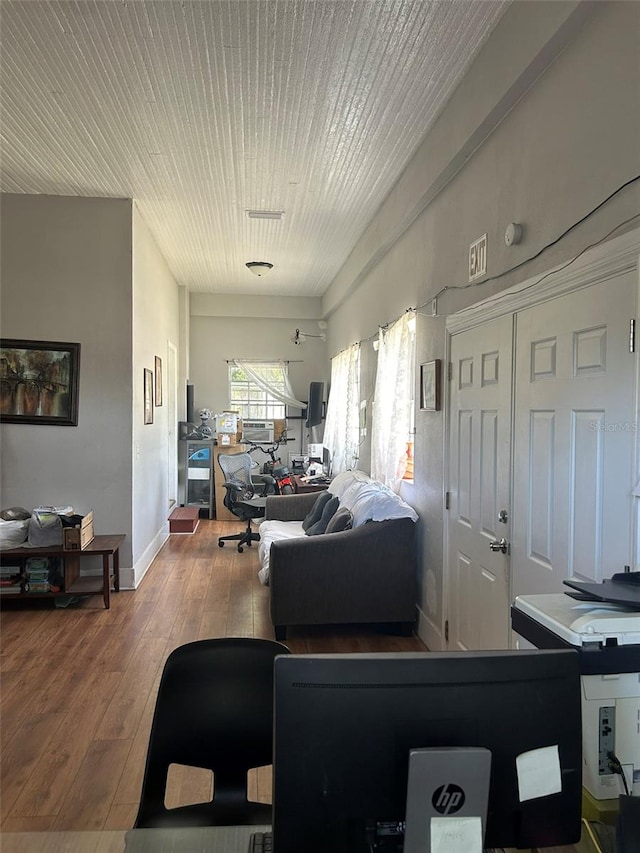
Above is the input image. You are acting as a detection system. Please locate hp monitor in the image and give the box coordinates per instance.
[272,650,582,852]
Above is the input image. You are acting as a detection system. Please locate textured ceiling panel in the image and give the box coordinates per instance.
[0,0,510,296]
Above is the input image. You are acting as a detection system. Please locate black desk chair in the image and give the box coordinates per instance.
[217,452,273,553]
[134,637,289,828]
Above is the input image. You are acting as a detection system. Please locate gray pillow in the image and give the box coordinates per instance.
[301,490,333,531]
[325,506,353,534]
[306,496,339,536]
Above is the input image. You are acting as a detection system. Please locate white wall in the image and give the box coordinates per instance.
[131,204,182,585]
[320,1,640,649]
[0,194,134,565]
[189,293,329,460]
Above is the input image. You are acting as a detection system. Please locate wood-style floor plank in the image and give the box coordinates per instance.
[0,519,425,831]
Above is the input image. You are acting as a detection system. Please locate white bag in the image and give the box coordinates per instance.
[0,518,30,548]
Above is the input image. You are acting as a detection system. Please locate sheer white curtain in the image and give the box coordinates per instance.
[232,360,305,409]
[323,344,360,474]
[371,313,415,492]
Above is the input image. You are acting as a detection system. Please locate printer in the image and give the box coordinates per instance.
[512,593,640,802]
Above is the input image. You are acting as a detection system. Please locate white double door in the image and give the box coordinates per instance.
[447,251,638,651]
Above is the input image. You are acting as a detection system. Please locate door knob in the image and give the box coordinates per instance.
[489,538,508,554]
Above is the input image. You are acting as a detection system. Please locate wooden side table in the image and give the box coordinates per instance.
[0,533,125,609]
[64,534,124,608]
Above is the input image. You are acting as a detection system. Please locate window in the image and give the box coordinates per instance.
[323,344,361,474]
[371,312,416,491]
[228,362,289,420]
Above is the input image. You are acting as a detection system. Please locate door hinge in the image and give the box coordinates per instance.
[445,619,449,642]
[630,318,636,353]
[445,491,450,510]
[447,361,453,381]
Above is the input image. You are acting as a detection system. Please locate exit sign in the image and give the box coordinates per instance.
[469,233,487,281]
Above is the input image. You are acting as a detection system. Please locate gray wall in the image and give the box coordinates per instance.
[320,1,640,649]
[0,195,182,585]
[1,195,134,565]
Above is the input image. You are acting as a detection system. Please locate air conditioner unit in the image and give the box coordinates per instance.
[242,420,275,444]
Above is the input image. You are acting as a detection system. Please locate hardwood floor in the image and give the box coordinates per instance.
[0,519,425,832]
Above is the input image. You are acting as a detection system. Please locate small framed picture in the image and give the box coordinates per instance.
[154,355,162,406]
[144,368,154,424]
[420,360,441,411]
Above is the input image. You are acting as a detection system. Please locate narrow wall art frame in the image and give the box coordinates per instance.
[154,356,162,406]
[420,359,441,411]
[0,338,81,425]
[144,368,154,424]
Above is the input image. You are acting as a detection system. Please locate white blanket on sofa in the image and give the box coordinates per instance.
[257,519,305,585]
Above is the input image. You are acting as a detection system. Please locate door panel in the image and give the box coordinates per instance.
[448,315,513,651]
[512,271,637,597]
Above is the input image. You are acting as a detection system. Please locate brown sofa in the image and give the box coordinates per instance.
[261,486,418,641]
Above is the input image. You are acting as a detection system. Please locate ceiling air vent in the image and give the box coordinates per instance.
[246,210,284,220]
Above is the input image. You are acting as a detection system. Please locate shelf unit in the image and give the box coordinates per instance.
[178,438,215,518]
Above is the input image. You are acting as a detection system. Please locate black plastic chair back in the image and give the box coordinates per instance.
[134,637,289,828]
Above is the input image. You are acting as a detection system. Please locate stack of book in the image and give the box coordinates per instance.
[0,565,24,595]
[25,558,50,593]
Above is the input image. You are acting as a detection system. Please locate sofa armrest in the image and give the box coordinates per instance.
[265,492,319,521]
[269,517,417,629]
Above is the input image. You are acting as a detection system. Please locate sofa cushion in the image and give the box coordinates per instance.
[324,506,353,534]
[306,496,340,536]
[301,490,333,532]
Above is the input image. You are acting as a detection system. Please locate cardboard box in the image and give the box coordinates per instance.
[217,433,238,447]
[63,510,95,551]
[216,412,239,433]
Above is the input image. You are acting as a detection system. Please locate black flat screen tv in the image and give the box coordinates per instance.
[272,649,582,852]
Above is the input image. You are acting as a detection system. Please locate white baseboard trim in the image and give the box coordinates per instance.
[417,604,444,652]
[119,522,170,589]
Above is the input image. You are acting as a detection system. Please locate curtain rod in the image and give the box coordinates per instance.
[225,359,303,364]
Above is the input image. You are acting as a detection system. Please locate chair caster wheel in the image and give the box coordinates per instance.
[218,541,224,548]
[238,545,244,553]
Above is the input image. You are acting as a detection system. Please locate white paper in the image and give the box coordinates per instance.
[431,816,483,853]
[187,468,210,479]
[516,744,562,802]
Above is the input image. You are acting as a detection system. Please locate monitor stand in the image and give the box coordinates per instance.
[403,747,491,853]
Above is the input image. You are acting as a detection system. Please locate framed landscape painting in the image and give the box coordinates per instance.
[0,339,80,425]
